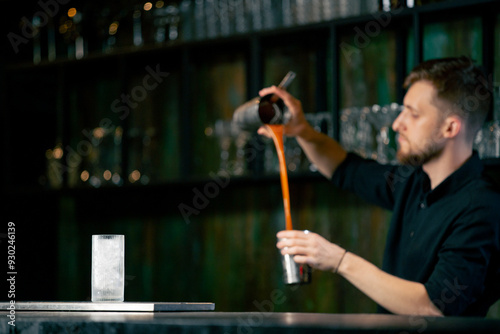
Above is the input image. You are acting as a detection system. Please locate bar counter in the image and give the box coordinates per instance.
[2,311,500,333]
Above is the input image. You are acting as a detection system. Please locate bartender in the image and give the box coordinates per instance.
[259,56,500,317]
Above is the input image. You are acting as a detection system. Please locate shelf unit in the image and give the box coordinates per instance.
[2,0,499,194]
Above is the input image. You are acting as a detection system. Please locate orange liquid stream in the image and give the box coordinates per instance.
[265,124,293,231]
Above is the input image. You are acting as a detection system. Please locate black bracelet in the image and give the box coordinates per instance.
[334,250,348,274]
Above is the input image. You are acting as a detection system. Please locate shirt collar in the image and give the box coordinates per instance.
[419,151,484,206]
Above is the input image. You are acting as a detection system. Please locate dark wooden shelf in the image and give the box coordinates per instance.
[4,0,498,71]
[3,170,325,198]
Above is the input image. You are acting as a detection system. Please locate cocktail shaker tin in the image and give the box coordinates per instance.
[278,237,312,285]
[281,253,312,285]
[232,71,296,131]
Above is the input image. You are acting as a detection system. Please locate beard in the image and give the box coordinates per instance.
[396,134,444,166]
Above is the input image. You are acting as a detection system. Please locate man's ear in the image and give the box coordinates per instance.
[442,115,462,139]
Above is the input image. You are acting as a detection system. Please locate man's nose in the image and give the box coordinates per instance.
[392,110,404,133]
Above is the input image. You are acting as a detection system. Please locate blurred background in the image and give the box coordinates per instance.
[1,0,499,316]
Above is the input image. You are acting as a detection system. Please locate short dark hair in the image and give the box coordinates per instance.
[404,56,491,139]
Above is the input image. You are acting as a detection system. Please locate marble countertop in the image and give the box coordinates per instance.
[1,311,500,333]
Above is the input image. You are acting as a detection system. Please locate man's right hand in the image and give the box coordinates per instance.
[257,85,312,139]
[256,85,347,179]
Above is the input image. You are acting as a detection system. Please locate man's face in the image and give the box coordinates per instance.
[392,80,446,166]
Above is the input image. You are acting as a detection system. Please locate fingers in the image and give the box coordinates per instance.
[257,126,271,138]
[256,85,308,139]
[259,85,286,98]
[276,230,314,249]
[280,244,309,255]
[291,254,313,266]
[276,238,309,251]
[276,230,314,254]
[259,85,298,108]
[276,229,311,240]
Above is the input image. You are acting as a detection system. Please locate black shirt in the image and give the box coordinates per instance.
[331,152,500,316]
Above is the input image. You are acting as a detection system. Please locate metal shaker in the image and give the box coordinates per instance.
[278,238,312,285]
[232,71,296,131]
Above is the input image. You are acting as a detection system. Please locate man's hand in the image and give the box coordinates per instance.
[257,85,312,139]
[276,230,346,272]
[255,86,347,178]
